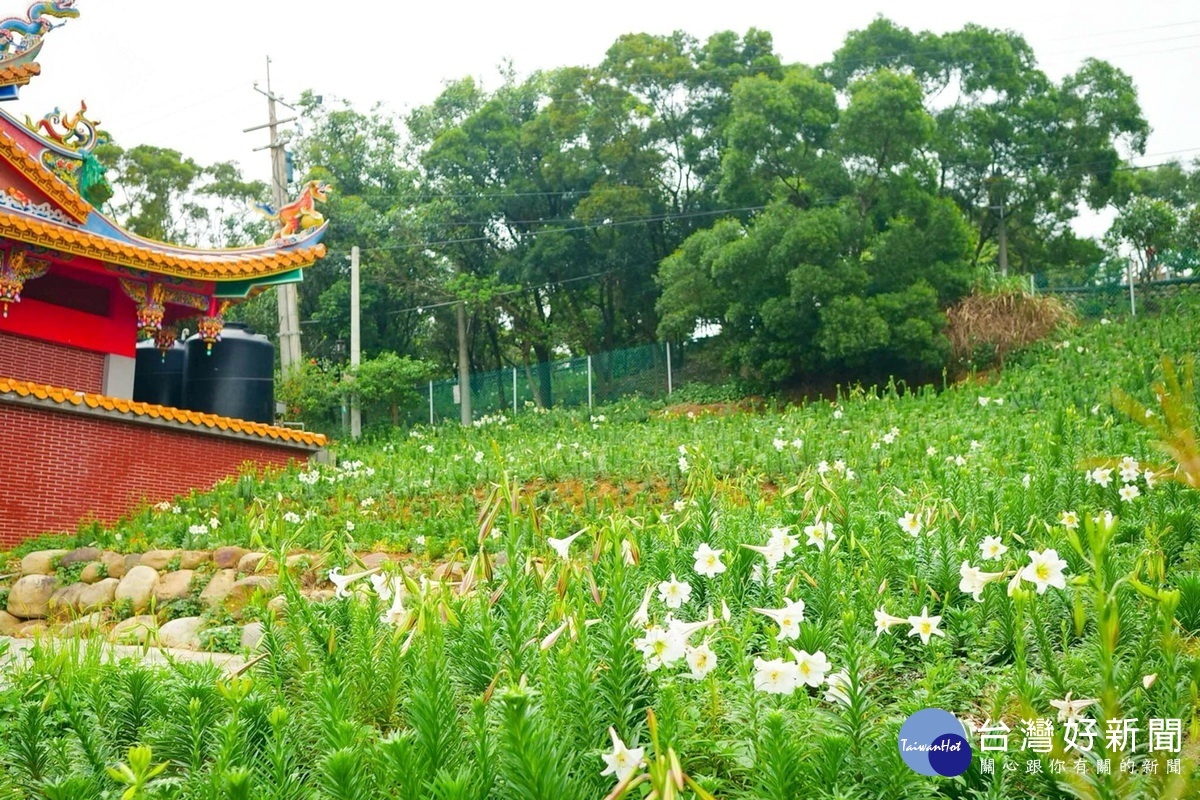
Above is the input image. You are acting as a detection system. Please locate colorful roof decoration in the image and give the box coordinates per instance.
[0,2,75,100]
[0,375,328,448]
[0,207,326,279]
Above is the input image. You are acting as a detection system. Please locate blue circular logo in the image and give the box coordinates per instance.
[898,709,972,777]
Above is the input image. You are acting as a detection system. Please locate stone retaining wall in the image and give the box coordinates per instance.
[0,546,418,652]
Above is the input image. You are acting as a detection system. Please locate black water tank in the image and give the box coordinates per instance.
[132,338,185,408]
[182,323,275,423]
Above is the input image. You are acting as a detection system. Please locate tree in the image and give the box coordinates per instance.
[824,18,1148,276]
[98,144,267,247]
[656,66,972,385]
[1106,197,1179,281]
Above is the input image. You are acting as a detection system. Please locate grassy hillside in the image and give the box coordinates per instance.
[3,295,1200,798]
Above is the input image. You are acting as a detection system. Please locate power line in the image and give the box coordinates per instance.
[352,204,770,253]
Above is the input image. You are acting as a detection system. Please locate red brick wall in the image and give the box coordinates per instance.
[0,331,105,393]
[0,403,315,547]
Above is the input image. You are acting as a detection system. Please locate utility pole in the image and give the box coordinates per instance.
[997,199,1009,279]
[244,56,302,372]
[986,173,1009,279]
[350,246,361,439]
[457,300,472,425]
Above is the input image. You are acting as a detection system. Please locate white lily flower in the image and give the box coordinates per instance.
[547,530,584,560]
[824,669,851,705]
[753,657,800,695]
[958,560,1006,602]
[600,727,645,785]
[804,519,835,552]
[381,593,410,627]
[898,512,922,537]
[979,535,1008,560]
[657,574,692,609]
[1020,549,1068,594]
[906,606,944,645]
[873,607,907,636]
[328,567,380,598]
[1049,692,1097,723]
[693,543,726,578]
[685,642,718,679]
[789,648,831,688]
[630,585,654,629]
[754,597,806,641]
[742,539,787,568]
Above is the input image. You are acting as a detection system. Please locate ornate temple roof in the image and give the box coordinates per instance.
[0,207,326,280]
[0,375,328,447]
[0,109,329,283]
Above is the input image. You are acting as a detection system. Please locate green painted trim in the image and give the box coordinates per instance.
[214,269,304,298]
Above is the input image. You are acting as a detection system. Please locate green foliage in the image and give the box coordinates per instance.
[277,360,343,431]
[6,304,1200,797]
[345,352,433,426]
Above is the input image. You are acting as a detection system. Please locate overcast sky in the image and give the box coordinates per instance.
[11,0,1199,237]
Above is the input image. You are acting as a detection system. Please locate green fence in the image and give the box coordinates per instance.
[394,341,689,426]
[1038,275,1200,319]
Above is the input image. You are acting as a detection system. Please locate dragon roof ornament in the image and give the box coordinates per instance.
[0,2,76,61]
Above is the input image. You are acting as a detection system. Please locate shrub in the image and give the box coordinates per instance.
[944,290,1075,372]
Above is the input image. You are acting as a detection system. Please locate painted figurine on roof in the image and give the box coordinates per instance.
[24,100,107,151]
[256,179,330,241]
[0,1,76,55]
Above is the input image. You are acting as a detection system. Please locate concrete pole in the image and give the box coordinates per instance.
[350,245,361,439]
[587,355,593,412]
[997,200,1008,279]
[457,300,472,425]
[666,343,673,395]
[266,66,302,372]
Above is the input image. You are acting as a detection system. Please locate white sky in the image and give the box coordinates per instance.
[12,0,1200,239]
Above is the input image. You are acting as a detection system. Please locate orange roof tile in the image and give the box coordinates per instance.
[0,208,326,279]
[0,62,39,86]
[0,62,39,88]
[0,376,327,448]
[0,126,92,221]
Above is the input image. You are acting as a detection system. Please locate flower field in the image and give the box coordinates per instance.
[4,299,1200,799]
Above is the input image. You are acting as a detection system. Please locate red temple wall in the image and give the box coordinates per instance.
[0,266,138,358]
[0,403,315,547]
[0,330,105,393]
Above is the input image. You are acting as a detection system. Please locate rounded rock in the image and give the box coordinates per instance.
[213,546,249,570]
[59,547,102,568]
[115,566,159,613]
[109,615,157,645]
[101,551,127,579]
[199,569,238,607]
[178,550,211,570]
[8,575,59,619]
[153,570,195,603]
[224,576,274,616]
[237,552,270,574]
[19,549,67,576]
[140,549,180,570]
[78,578,119,612]
[158,616,204,650]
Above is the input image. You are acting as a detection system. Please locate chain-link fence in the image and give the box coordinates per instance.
[1037,275,1200,319]
[393,341,690,426]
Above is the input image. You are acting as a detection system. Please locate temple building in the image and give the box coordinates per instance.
[0,2,328,545]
